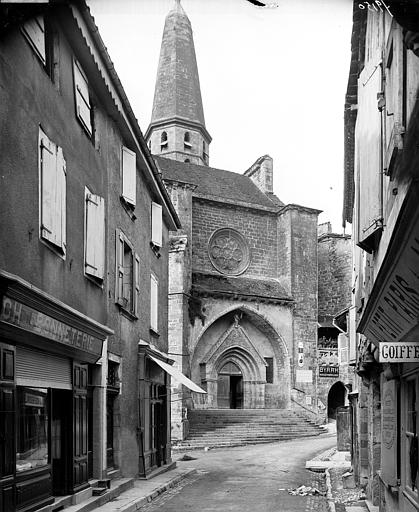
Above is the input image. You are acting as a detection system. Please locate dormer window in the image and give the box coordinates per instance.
[160,131,168,151]
[184,131,192,150]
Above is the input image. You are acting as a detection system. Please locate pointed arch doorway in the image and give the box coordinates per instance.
[217,361,243,409]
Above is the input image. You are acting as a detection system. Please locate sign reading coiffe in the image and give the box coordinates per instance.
[379,342,419,363]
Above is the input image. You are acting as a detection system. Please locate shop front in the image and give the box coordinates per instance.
[0,272,112,512]
[358,184,419,512]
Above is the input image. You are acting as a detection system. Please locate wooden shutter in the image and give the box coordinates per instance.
[338,333,349,365]
[85,188,105,279]
[116,231,124,304]
[72,362,89,491]
[150,274,158,331]
[355,60,383,252]
[151,202,162,247]
[134,253,140,316]
[0,343,16,495]
[40,129,56,244]
[381,378,398,486]
[121,146,136,206]
[56,147,66,252]
[73,60,92,135]
[22,15,46,65]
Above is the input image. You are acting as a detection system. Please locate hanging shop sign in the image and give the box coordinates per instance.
[379,341,419,363]
[359,211,419,346]
[0,296,103,356]
[318,349,339,377]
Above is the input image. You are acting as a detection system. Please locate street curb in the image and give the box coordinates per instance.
[117,469,197,512]
[325,468,336,512]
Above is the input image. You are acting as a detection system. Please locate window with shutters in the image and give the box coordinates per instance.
[121,146,136,208]
[21,15,55,80]
[73,59,93,137]
[151,202,162,252]
[84,187,105,282]
[116,231,139,318]
[39,128,66,255]
[150,273,158,333]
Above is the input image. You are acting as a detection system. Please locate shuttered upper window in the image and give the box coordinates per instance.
[84,187,105,281]
[73,60,92,136]
[39,128,66,254]
[151,202,162,248]
[116,231,140,318]
[150,273,158,332]
[121,146,136,207]
[22,15,46,65]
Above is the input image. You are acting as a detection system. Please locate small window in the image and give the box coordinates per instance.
[39,128,66,254]
[121,146,136,207]
[160,131,168,151]
[184,131,191,149]
[150,273,158,332]
[73,59,92,136]
[184,159,190,163]
[84,187,105,281]
[116,231,140,317]
[22,15,46,65]
[264,357,274,384]
[151,202,162,248]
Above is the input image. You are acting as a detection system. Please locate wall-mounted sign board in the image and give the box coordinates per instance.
[379,341,419,363]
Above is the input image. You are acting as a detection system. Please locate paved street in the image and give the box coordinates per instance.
[137,434,335,512]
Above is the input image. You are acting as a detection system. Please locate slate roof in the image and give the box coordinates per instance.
[150,0,206,128]
[192,272,293,304]
[155,156,281,209]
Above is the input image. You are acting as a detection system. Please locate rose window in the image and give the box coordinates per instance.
[208,228,250,276]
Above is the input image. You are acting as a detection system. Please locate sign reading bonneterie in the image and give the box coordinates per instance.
[0,296,102,356]
[379,341,419,363]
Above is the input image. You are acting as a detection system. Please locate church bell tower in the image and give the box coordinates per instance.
[145,0,211,166]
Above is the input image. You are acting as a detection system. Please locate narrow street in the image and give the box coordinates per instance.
[136,434,335,512]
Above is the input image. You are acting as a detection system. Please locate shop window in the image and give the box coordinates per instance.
[264,357,274,384]
[39,128,66,255]
[121,146,136,207]
[16,388,49,473]
[73,59,93,136]
[116,231,139,317]
[84,187,105,281]
[151,202,162,250]
[160,131,168,151]
[150,273,158,332]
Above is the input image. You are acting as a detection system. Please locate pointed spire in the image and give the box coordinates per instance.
[149,0,206,129]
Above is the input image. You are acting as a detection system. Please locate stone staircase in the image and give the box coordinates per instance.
[173,409,326,450]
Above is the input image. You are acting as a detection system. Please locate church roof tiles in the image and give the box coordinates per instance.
[155,156,282,209]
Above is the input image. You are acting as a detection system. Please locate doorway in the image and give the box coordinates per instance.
[327,381,346,420]
[217,362,243,409]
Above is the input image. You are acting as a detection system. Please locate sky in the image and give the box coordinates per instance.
[87,0,354,233]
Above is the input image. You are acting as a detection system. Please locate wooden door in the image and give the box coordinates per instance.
[73,363,89,492]
[0,344,16,512]
[217,374,230,409]
[231,376,243,409]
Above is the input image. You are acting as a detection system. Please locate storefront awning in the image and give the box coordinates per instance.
[149,355,206,394]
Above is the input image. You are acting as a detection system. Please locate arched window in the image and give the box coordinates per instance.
[160,131,168,151]
[184,131,191,150]
[184,159,190,163]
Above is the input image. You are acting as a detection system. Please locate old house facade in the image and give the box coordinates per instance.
[0,3,182,511]
[343,1,419,510]
[144,0,353,442]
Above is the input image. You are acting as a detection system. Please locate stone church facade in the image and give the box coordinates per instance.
[145,0,336,441]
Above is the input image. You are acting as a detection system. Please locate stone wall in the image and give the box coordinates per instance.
[192,199,278,279]
[318,234,352,317]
